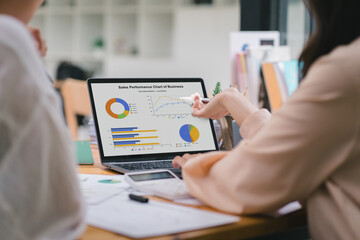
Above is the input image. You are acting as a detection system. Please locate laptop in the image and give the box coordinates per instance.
[87,78,219,178]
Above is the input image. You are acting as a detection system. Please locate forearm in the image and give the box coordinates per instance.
[220,89,258,126]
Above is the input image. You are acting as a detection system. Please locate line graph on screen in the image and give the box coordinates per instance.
[149,96,192,117]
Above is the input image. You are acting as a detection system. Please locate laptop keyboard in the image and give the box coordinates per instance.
[113,160,174,171]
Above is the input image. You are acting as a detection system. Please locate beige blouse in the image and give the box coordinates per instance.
[182,38,360,239]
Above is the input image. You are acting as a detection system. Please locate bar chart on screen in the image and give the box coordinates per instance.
[111,127,160,148]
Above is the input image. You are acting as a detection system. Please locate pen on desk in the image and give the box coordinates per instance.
[129,194,149,203]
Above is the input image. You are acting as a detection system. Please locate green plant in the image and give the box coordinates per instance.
[94,38,104,49]
[212,82,222,97]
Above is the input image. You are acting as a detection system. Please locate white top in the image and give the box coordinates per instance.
[0,15,85,239]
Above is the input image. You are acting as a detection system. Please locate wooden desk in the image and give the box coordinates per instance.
[78,146,307,240]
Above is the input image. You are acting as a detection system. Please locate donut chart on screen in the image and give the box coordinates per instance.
[179,124,200,143]
[105,98,130,119]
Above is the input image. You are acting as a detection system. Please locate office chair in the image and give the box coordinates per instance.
[61,78,92,140]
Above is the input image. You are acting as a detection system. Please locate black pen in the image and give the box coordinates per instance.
[129,193,149,203]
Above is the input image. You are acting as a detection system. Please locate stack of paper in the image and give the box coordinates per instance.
[79,174,301,238]
[79,174,239,238]
[87,194,239,238]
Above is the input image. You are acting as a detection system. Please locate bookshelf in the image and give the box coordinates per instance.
[30,0,239,92]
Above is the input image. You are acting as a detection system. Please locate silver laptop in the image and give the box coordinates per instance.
[87,78,219,178]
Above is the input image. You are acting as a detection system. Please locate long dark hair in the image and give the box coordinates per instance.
[299,0,360,78]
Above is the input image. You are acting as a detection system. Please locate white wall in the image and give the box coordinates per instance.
[37,0,306,93]
[173,6,239,92]
[106,6,239,94]
[287,0,306,59]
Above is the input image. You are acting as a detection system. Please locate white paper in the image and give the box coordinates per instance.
[86,194,239,238]
[79,174,145,205]
[174,197,204,206]
[277,201,302,216]
[246,46,291,106]
[264,201,302,218]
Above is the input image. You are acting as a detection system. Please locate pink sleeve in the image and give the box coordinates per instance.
[182,59,357,214]
[240,109,271,139]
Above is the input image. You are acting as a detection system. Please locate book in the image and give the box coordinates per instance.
[262,63,283,111]
[235,52,249,93]
[230,31,280,106]
[282,60,299,96]
[262,60,299,111]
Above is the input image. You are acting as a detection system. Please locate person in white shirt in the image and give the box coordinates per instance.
[0,1,85,239]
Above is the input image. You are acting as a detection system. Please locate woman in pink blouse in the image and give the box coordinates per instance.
[173,0,360,239]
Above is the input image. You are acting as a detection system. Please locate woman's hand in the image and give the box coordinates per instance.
[192,87,257,126]
[172,153,201,169]
[192,91,229,119]
[27,25,48,58]
[172,151,229,177]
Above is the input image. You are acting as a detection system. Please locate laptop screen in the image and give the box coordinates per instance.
[88,79,218,159]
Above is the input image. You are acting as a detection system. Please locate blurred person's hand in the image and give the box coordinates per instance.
[172,151,228,177]
[27,25,47,58]
[172,153,201,169]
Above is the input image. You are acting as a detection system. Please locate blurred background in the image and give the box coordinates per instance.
[31,0,310,93]
[31,0,312,141]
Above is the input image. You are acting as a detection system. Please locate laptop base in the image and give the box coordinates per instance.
[105,162,182,179]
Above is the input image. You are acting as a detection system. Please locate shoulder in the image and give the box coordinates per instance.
[310,38,360,85]
[0,15,33,53]
[325,37,360,67]
[0,15,53,93]
[0,15,48,84]
[329,38,360,87]
[0,16,58,126]
[301,38,360,95]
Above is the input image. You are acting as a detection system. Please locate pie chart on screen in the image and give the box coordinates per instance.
[179,124,200,143]
[105,98,130,119]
